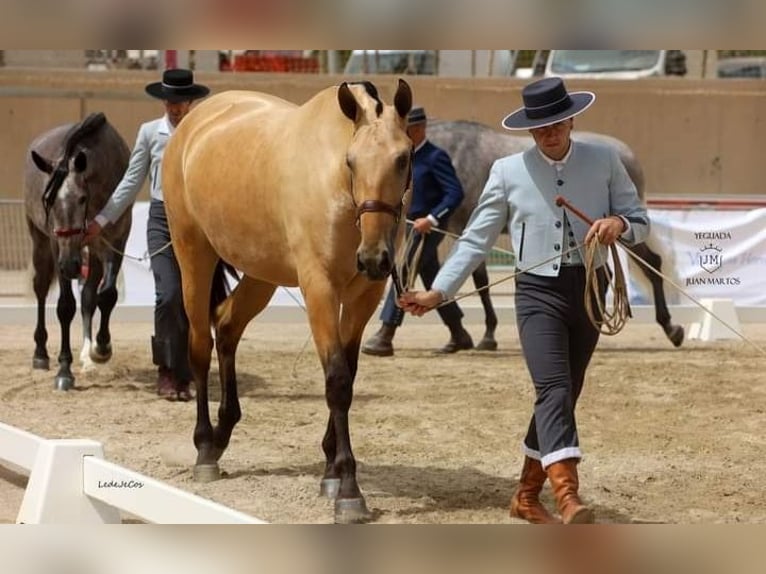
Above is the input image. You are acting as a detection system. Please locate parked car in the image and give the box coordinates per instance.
[544,50,687,79]
[717,57,766,78]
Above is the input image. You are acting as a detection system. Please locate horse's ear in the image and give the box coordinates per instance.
[31,150,53,174]
[393,79,413,121]
[338,82,358,122]
[73,150,87,173]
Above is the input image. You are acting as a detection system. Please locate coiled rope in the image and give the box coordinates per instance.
[583,239,631,335]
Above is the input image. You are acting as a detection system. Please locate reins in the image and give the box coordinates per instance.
[555,196,632,335]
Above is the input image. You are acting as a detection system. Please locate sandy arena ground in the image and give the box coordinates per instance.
[0,311,765,524]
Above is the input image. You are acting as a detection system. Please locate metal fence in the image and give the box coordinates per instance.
[0,199,32,297]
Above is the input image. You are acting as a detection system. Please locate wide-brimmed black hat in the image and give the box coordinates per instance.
[502,77,595,131]
[145,68,210,102]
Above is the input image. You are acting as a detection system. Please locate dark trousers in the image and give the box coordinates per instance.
[147,200,191,382]
[515,266,607,469]
[380,226,463,329]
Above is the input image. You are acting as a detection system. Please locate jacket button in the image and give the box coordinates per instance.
[552,263,559,271]
[569,241,576,247]
[555,220,562,228]
[554,243,561,251]
[568,231,574,237]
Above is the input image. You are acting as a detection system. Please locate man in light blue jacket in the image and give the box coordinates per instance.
[84,69,209,401]
[400,77,649,524]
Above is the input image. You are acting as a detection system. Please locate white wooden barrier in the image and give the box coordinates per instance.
[0,422,266,524]
[687,298,742,341]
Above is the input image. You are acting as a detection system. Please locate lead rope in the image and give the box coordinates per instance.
[583,239,631,335]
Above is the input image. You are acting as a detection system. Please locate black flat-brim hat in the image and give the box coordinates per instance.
[145,68,210,102]
[502,76,595,131]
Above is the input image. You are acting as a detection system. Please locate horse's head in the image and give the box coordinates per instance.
[31,148,91,279]
[29,112,106,280]
[338,79,413,281]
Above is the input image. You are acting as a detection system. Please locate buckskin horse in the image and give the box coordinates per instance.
[24,113,131,390]
[162,80,413,523]
[428,119,684,351]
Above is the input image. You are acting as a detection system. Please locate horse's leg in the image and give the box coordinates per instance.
[54,276,77,390]
[210,276,276,472]
[629,243,684,347]
[78,255,104,369]
[472,262,499,351]
[91,251,125,363]
[27,223,54,370]
[179,250,225,482]
[316,275,385,523]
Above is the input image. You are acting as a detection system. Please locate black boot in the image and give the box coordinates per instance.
[361,324,397,357]
[437,324,474,354]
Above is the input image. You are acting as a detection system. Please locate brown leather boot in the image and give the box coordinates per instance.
[361,324,397,357]
[510,456,561,524]
[156,367,176,401]
[546,459,595,524]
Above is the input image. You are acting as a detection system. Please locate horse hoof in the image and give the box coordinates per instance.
[54,375,75,391]
[334,497,372,524]
[90,345,112,364]
[319,478,341,499]
[475,338,498,351]
[33,357,50,370]
[193,463,221,483]
[667,325,684,348]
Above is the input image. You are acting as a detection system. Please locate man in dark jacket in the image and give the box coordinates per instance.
[362,106,473,357]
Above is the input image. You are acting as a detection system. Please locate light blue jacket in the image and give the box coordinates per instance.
[432,140,650,299]
[95,116,171,226]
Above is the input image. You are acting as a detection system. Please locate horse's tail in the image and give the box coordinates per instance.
[209,259,239,322]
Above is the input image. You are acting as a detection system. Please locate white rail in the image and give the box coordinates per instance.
[0,422,265,524]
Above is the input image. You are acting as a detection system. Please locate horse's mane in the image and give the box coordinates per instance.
[345,81,383,116]
[42,112,107,216]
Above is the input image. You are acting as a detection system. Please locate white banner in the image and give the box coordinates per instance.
[627,208,766,307]
[73,202,305,308]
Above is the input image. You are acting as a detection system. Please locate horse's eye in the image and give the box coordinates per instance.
[346,155,353,169]
[78,195,87,206]
[396,153,409,172]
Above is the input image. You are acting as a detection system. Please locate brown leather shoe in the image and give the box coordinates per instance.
[176,379,195,402]
[546,459,595,524]
[156,367,176,401]
[361,324,397,357]
[436,328,474,354]
[510,456,561,524]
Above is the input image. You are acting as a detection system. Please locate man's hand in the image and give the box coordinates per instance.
[584,216,625,246]
[83,220,103,245]
[412,217,433,234]
[398,289,444,316]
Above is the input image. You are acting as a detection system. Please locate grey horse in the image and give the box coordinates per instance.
[24,112,131,390]
[428,119,684,350]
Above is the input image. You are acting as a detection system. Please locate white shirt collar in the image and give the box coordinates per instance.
[538,141,573,168]
[160,115,175,135]
[413,138,428,154]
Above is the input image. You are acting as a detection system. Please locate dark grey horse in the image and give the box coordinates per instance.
[428,119,684,350]
[24,113,131,390]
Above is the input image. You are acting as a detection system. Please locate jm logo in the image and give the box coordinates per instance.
[698,243,722,273]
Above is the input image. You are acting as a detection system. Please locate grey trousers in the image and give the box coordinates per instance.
[514,266,607,469]
[147,200,192,382]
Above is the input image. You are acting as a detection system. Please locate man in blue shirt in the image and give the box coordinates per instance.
[362,106,473,357]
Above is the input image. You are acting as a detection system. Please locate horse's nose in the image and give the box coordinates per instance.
[59,257,82,281]
[356,249,392,281]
